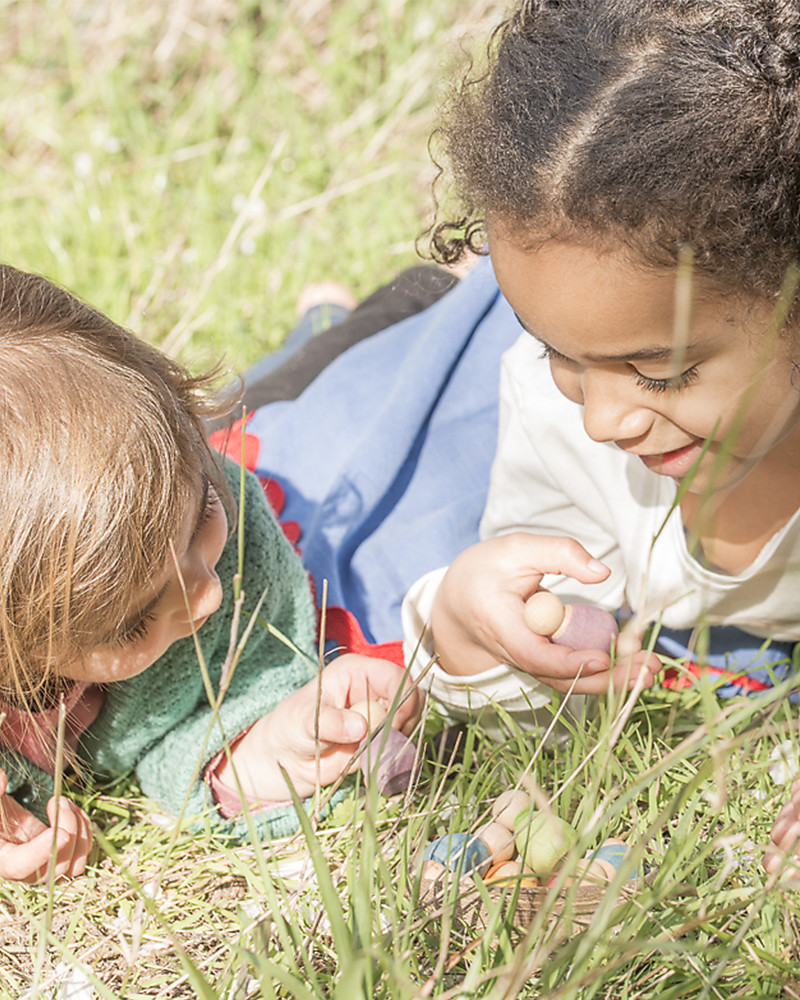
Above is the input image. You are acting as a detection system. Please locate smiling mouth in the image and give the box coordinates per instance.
[639,441,703,478]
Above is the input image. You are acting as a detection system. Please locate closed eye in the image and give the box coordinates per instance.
[113,611,156,647]
[540,342,699,393]
[539,343,571,363]
[197,486,221,529]
[634,367,699,393]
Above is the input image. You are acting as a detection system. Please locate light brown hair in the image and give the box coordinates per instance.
[0,265,228,704]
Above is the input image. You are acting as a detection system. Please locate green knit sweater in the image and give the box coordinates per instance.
[1,461,323,840]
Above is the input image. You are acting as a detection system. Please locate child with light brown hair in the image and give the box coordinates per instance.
[0,265,419,884]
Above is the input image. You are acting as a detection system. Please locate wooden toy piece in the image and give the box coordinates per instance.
[483,859,539,887]
[420,858,448,882]
[491,789,532,831]
[359,726,421,795]
[587,838,642,881]
[613,628,642,658]
[350,699,388,730]
[476,821,516,864]
[594,838,629,868]
[514,808,578,877]
[351,699,421,796]
[549,858,613,888]
[422,833,491,876]
[523,590,619,654]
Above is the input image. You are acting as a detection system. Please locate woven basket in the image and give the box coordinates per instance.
[419,868,648,933]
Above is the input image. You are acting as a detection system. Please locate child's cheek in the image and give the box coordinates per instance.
[548,363,583,405]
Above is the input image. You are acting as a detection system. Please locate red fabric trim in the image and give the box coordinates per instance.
[209,419,261,470]
[205,728,291,817]
[323,606,404,666]
[258,476,285,516]
[663,662,771,694]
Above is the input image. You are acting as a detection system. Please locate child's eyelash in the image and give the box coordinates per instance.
[540,343,699,393]
[200,487,220,526]
[539,343,567,362]
[114,612,156,647]
[634,367,699,393]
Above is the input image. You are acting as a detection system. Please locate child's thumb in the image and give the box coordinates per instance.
[317,705,367,745]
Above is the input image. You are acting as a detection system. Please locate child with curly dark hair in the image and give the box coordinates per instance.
[401,0,800,876]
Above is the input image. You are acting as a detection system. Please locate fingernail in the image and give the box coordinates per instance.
[588,559,608,574]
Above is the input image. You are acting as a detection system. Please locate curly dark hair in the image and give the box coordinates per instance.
[431,0,800,298]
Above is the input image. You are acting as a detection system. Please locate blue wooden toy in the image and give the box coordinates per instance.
[593,841,629,869]
[423,833,491,874]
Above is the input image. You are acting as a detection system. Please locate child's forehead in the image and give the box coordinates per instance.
[489,229,780,347]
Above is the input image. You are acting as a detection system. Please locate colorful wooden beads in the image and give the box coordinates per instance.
[523,590,618,654]
[548,839,639,887]
[421,782,642,896]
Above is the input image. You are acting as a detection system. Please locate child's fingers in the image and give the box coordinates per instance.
[502,532,611,587]
[320,654,423,732]
[520,650,657,694]
[496,613,611,682]
[764,829,800,877]
[763,784,800,877]
[61,801,93,877]
[0,826,57,883]
[46,797,93,879]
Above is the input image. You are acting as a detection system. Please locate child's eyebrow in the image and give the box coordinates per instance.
[582,345,700,364]
[513,313,701,365]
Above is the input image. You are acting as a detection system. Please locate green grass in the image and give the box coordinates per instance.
[2,2,800,998]
[5,679,800,997]
[0,0,500,373]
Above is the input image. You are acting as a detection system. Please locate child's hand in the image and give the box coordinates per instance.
[763,776,800,880]
[219,654,422,802]
[430,533,659,693]
[0,769,92,883]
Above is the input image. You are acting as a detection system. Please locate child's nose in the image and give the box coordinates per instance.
[187,568,223,623]
[581,372,652,444]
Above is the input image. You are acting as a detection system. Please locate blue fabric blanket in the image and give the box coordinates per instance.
[242,258,519,645]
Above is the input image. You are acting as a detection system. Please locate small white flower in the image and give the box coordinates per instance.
[413,13,437,41]
[769,740,800,786]
[232,194,267,220]
[21,960,98,1000]
[141,879,162,900]
[90,126,121,153]
[153,171,168,193]
[73,151,93,178]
